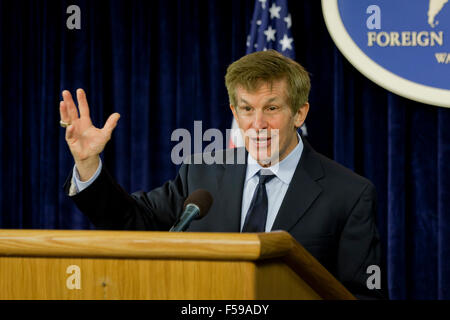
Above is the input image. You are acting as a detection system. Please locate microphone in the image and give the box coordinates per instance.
[169,189,213,232]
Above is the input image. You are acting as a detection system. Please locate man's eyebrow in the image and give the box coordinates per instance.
[265,97,278,104]
[238,98,250,105]
[238,97,280,105]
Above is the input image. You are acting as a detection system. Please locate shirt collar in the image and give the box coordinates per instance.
[246,133,304,184]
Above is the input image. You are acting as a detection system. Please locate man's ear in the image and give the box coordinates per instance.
[294,102,309,128]
[230,104,238,120]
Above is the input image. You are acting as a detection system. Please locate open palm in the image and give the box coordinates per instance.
[59,89,120,163]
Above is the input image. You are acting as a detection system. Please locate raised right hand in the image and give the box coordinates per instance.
[59,89,120,181]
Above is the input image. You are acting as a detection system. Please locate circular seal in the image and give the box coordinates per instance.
[322,0,450,108]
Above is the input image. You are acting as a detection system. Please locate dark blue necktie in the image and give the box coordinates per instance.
[242,170,276,232]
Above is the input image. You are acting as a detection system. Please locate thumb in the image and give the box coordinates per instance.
[103,113,121,136]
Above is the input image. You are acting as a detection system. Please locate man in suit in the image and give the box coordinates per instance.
[60,50,385,299]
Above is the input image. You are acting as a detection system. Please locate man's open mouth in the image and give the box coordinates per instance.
[249,136,272,147]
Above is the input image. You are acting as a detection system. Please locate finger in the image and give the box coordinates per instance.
[102,113,121,136]
[76,88,90,119]
[62,90,79,122]
[59,101,70,123]
[66,122,75,140]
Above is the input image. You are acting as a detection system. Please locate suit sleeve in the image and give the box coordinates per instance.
[63,164,190,231]
[337,183,387,300]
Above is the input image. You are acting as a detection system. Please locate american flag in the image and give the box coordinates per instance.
[246,0,295,58]
[229,0,306,148]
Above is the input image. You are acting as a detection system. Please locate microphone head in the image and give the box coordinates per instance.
[183,189,213,219]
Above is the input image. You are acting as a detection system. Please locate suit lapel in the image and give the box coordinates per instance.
[271,139,324,231]
[214,147,247,232]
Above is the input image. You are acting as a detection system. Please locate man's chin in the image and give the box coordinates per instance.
[248,148,280,167]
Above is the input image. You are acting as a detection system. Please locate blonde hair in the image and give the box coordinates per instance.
[225,50,311,113]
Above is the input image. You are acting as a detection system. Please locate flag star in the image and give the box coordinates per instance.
[263,25,276,42]
[254,43,258,49]
[246,35,250,47]
[256,20,262,26]
[279,34,293,51]
[269,3,281,19]
[258,0,267,9]
[284,14,292,29]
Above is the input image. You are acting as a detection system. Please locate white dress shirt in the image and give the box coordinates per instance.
[240,134,303,232]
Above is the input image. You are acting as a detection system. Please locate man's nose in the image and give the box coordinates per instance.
[252,110,268,129]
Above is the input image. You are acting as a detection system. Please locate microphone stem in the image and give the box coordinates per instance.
[169,204,200,232]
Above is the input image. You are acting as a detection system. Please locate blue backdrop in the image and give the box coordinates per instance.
[0,0,449,299]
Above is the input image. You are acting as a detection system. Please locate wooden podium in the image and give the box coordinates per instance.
[0,229,355,300]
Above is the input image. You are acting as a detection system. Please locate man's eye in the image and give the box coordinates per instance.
[241,106,252,112]
[267,106,278,111]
